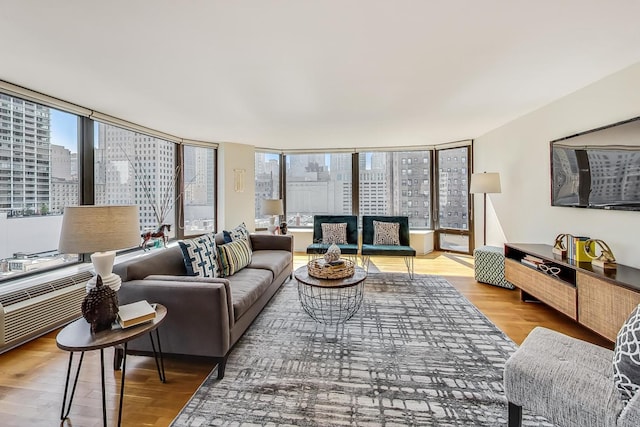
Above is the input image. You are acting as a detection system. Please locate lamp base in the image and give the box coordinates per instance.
[86,251,121,292]
[86,273,122,293]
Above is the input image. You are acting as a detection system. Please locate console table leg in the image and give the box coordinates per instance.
[60,351,84,422]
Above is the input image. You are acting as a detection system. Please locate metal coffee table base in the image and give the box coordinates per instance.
[297,280,365,324]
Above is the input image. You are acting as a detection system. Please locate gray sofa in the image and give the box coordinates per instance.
[113,233,293,379]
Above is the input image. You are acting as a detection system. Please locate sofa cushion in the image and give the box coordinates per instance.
[218,238,252,277]
[178,236,219,277]
[373,220,400,245]
[321,222,347,244]
[614,304,640,400]
[248,250,291,280]
[227,268,273,321]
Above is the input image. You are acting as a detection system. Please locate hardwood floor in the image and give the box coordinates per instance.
[0,251,612,426]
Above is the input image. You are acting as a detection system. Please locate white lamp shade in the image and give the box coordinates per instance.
[470,172,501,194]
[58,205,141,254]
[262,199,283,216]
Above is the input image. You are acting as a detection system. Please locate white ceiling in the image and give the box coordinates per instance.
[2,1,640,150]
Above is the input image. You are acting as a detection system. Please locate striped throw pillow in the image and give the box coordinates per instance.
[217,238,252,277]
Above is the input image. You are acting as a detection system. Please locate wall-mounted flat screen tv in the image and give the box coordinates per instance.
[551,116,640,211]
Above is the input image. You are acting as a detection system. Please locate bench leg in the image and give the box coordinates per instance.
[361,256,370,273]
[404,256,414,279]
[508,402,522,427]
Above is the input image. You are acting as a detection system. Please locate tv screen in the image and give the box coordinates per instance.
[551,116,640,211]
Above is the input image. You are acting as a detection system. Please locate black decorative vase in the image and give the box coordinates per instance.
[81,275,119,333]
[280,222,288,235]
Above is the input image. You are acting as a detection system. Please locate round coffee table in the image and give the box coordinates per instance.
[294,265,367,324]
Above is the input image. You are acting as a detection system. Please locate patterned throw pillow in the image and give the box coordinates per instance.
[321,223,347,244]
[217,238,252,277]
[373,220,400,245]
[178,236,219,277]
[614,304,640,400]
[223,222,252,250]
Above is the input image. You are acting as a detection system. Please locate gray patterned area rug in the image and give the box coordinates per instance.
[172,273,553,426]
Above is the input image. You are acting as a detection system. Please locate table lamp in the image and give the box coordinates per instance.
[262,199,283,234]
[58,205,140,292]
[470,172,501,246]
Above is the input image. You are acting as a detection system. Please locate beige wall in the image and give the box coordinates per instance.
[217,142,256,231]
[474,61,640,268]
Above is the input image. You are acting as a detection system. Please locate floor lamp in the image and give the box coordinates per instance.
[470,172,501,246]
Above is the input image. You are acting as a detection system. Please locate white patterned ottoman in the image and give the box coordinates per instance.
[473,245,515,289]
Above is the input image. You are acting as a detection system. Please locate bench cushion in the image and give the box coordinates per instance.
[306,243,359,255]
[361,244,416,257]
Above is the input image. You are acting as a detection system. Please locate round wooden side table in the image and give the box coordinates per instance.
[56,303,167,427]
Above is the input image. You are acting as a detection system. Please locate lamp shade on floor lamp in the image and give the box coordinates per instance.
[470,173,501,246]
[58,205,140,292]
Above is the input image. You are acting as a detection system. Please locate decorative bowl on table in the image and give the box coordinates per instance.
[308,258,355,279]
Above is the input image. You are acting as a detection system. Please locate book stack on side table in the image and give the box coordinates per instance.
[117,300,157,329]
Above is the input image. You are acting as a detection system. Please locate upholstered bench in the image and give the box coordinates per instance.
[361,215,416,278]
[473,245,514,289]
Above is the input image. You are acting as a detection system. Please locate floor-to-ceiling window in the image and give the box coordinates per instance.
[93,122,177,240]
[0,93,79,281]
[285,152,352,227]
[435,146,471,252]
[0,87,218,284]
[255,151,281,230]
[182,144,216,236]
[358,150,432,228]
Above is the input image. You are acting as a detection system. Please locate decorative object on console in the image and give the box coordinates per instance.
[469,172,501,246]
[262,199,283,235]
[585,239,617,270]
[279,222,288,235]
[567,235,594,263]
[552,233,568,258]
[58,205,140,292]
[323,243,341,263]
[81,275,119,333]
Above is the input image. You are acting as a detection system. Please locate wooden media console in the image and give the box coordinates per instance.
[504,243,640,342]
